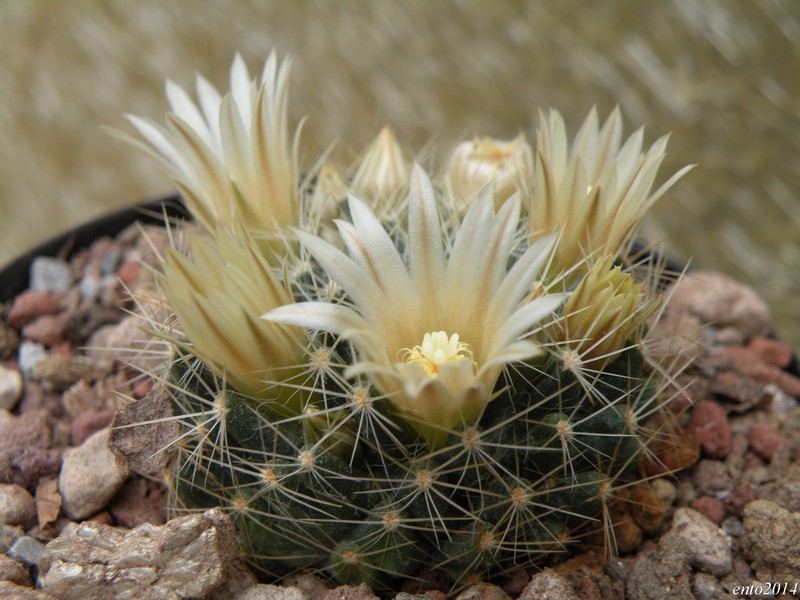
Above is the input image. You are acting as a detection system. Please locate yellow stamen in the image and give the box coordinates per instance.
[401,331,474,377]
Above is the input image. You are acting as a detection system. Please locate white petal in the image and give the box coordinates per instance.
[165,80,214,149]
[407,165,445,304]
[487,293,565,358]
[263,302,368,336]
[230,53,253,126]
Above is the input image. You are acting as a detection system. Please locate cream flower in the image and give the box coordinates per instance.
[264,166,564,446]
[160,224,306,415]
[558,255,660,367]
[446,134,533,210]
[526,107,693,275]
[124,52,300,238]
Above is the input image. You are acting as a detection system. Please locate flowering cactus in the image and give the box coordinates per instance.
[125,52,691,593]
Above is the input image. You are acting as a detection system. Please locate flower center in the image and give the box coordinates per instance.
[401,331,474,377]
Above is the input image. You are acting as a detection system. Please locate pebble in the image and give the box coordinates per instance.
[670,507,732,576]
[38,509,239,600]
[0,483,36,528]
[0,581,58,599]
[78,273,102,300]
[747,423,785,462]
[690,401,732,459]
[691,459,734,496]
[665,271,771,340]
[747,337,792,368]
[456,583,510,600]
[99,248,121,276]
[0,321,20,360]
[8,290,63,329]
[0,365,23,410]
[30,257,72,293]
[691,496,726,525]
[692,573,724,600]
[626,534,693,600]
[0,522,24,553]
[520,569,576,600]
[18,341,47,379]
[234,585,305,600]
[313,584,381,600]
[0,553,32,587]
[743,499,800,582]
[59,427,129,521]
[8,535,46,573]
[721,516,745,537]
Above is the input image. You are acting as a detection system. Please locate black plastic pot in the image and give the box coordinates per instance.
[0,195,186,303]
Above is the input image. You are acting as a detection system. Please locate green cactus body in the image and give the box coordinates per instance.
[165,327,666,592]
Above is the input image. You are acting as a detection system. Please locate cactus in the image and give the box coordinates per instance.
[124,52,692,594]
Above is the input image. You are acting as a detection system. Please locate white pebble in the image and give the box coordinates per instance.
[59,428,129,521]
[0,366,22,410]
[18,341,46,379]
[30,257,72,293]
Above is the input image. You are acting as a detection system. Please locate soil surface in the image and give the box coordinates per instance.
[1,222,800,599]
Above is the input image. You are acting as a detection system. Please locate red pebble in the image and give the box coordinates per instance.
[691,496,726,525]
[7,290,62,328]
[22,314,66,346]
[748,337,792,369]
[747,424,786,462]
[117,261,141,287]
[723,482,759,516]
[690,400,732,459]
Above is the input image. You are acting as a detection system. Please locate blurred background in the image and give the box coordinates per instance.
[1,0,800,345]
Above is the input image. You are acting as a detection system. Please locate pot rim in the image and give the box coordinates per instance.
[0,195,186,303]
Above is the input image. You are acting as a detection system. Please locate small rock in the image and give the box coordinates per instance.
[283,572,330,597]
[35,477,62,530]
[0,410,61,488]
[22,314,67,346]
[30,257,72,293]
[748,337,792,368]
[79,272,102,300]
[8,290,63,328]
[234,584,305,600]
[743,499,800,582]
[520,569,576,600]
[747,423,785,462]
[109,476,166,527]
[721,516,745,537]
[665,271,770,340]
[0,320,20,359]
[709,371,765,411]
[70,409,114,446]
[0,553,32,587]
[691,496,726,525]
[0,581,58,599]
[117,260,141,287]
[99,247,121,276]
[0,483,36,528]
[0,522,24,553]
[110,388,178,475]
[626,534,692,600]
[670,507,732,576]
[692,573,723,600]
[691,459,733,496]
[456,583,510,600]
[32,354,81,391]
[38,509,239,600]
[722,482,759,516]
[643,428,700,475]
[18,341,47,379]
[313,583,380,600]
[59,427,129,521]
[0,364,23,410]
[690,401,732,459]
[8,535,46,572]
[757,463,800,511]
